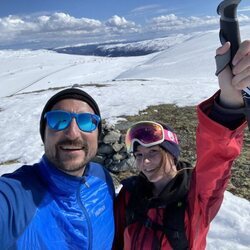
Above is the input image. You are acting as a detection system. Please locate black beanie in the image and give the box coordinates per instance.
[159,123,180,160]
[40,88,101,142]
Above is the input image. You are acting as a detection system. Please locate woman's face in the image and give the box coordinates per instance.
[134,145,173,183]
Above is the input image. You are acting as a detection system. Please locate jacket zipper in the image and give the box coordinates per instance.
[77,179,93,250]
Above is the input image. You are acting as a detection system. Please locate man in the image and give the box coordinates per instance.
[0,88,115,249]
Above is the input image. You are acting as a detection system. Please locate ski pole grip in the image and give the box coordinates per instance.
[217,0,241,63]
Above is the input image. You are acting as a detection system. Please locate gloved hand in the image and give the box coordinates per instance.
[216,40,250,108]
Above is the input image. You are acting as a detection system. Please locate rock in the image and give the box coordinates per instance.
[92,155,105,165]
[112,142,125,152]
[98,144,114,155]
[103,131,121,144]
[113,153,124,161]
[92,123,134,175]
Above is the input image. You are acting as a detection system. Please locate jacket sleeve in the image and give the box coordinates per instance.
[189,92,247,226]
[0,177,34,249]
[0,178,11,248]
[0,166,44,249]
[113,187,128,250]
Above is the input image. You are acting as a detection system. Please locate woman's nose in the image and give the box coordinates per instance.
[143,156,151,163]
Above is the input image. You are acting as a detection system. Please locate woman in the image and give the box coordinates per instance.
[113,39,250,250]
[113,103,245,250]
[115,121,193,249]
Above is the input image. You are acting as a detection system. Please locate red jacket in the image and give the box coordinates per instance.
[113,93,246,250]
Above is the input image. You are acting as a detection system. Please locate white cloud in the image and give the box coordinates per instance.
[0,13,103,36]
[131,4,160,13]
[0,15,34,32]
[146,13,250,34]
[148,14,219,31]
[102,15,140,38]
[106,15,136,28]
[129,4,173,19]
[0,13,106,47]
[239,6,250,12]
[0,12,250,49]
[0,13,141,48]
[238,14,250,22]
[36,12,102,32]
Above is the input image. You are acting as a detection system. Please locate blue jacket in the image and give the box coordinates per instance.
[0,155,115,250]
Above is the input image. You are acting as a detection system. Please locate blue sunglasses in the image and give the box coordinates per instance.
[44,110,100,132]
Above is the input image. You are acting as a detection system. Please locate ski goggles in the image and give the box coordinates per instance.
[44,110,100,132]
[125,121,178,153]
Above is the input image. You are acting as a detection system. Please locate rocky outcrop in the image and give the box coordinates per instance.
[93,123,135,173]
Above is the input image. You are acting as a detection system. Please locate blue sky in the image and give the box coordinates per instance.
[1,0,250,49]
[1,0,239,20]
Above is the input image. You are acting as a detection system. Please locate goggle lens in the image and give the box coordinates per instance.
[45,110,100,132]
[125,122,164,153]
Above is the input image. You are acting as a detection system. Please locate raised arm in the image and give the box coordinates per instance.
[190,41,249,225]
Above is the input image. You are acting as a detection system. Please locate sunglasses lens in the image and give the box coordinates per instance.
[46,111,71,131]
[45,111,100,132]
[125,122,164,152]
[77,113,100,132]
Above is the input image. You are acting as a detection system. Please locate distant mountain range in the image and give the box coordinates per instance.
[52,34,191,57]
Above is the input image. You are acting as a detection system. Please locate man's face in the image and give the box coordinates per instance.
[44,99,99,177]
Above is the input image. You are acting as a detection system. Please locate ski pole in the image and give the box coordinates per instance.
[217,0,250,130]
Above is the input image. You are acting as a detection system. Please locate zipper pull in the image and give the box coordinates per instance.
[82,177,90,188]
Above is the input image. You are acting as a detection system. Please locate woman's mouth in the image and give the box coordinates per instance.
[144,166,160,173]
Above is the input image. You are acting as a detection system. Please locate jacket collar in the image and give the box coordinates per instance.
[38,155,88,195]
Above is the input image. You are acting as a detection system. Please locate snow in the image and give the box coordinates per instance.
[0,27,249,249]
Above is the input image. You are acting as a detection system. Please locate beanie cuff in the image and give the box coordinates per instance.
[40,88,101,142]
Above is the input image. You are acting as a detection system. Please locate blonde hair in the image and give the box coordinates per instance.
[160,149,178,179]
[161,149,193,176]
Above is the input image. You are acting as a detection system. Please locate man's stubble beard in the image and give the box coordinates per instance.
[45,138,96,175]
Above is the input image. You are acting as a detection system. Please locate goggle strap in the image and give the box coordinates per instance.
[163,129,179,144]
